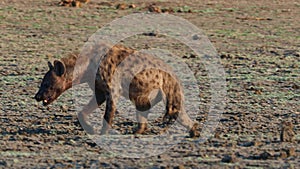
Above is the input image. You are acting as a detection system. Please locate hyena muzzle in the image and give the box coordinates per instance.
[35,44,200,137]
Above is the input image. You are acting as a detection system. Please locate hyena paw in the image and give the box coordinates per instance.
[82,124,95,135]
[133,123,147,134]
[78,112,95,134]
[133,129,144,135]
[162,112,178,125]
[100,127,109,135]
[162,114,172,124]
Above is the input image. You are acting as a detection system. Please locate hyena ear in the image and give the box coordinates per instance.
[48,61,54,70]
[53,60,66,76]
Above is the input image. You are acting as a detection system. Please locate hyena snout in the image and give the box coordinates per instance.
[34,89,48,102]
[34,91,43,102]
[34,89,51,106]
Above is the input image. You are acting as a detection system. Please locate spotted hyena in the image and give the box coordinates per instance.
[35,43,199,137]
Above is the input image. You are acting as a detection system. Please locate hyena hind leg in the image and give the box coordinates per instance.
[176,110,200,138]
[134,111,150,134]
[134,90,163,134]
[100,94,119,135]
[162,100,200,138]
[162,108,200,138]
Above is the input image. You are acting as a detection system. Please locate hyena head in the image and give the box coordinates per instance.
[35,60,69,106]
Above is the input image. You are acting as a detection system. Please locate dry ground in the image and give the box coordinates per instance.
[0,0,299,168]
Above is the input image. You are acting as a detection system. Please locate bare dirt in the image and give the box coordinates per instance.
[0,0,299,168]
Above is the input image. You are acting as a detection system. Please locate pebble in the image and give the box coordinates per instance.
[221,154,237,163]
[280,121,295,142]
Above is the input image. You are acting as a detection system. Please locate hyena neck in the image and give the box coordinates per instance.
[60,52,79,89]
[63,43,135,88]
[61,49,106,89]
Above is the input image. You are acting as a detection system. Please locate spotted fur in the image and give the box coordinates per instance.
[35,44,199,137]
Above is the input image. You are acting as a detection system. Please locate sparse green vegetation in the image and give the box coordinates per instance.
[0,0,299,168]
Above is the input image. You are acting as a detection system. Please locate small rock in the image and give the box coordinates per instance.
[173,164,185,169]
[158,154,169,160]
[60,105,68,112]
[69,139,76,145]
[46,53,54,59]
[214,131,221,139]
[116,3,127,10]
[259,151,271,160]
[177,8,183,13]
[190,54,196,58]
[280,151,288,158]
[148,5,161,13]
[57,135,65,141]
[142,31,158,37]
[161,8,174,13]
[192,34,200,40]
[0,160,7,167]
[253,140,262,147]
[292,84,300,90]
[287,147,296,157]
[74,1,81,7]
[281,9,291,12]
[238,141,254,147]
[160,166,170,169]
[58,0,89,7]
[221,154,237,163]
[232,115,239,121]
[280,121,295,142]
[254,89,262,95]
[128,4,136,8]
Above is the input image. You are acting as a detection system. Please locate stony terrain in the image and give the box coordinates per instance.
[0,0,299,168]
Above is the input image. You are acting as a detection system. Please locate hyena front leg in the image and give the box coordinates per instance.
[78,90,105,134]
[78,92,105,134]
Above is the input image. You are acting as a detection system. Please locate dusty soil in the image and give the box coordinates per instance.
[1,0,299,168]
